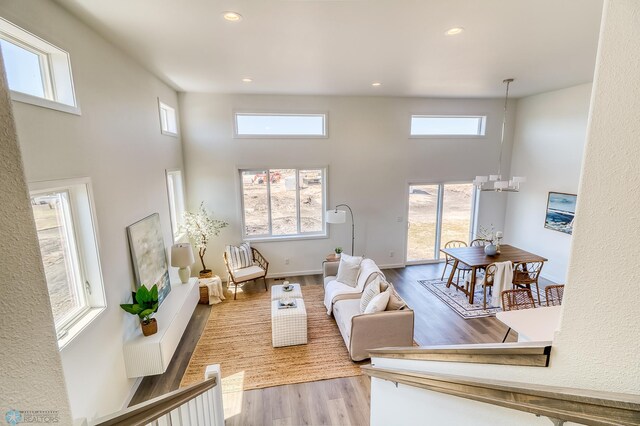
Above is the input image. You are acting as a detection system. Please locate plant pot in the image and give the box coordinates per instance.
[141,318,157,336]
[199,269,213,278]
[484,244,498,256]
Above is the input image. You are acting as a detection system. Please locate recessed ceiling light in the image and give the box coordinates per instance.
[445,27,464,36]
[223,11,242,22]
[242,78,253,83]
[371,82,382,87]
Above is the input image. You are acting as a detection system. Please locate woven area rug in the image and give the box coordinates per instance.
[180,284,362,392]
[418,278,546,319]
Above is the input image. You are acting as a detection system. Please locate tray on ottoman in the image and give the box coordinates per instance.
[271,283,303,300]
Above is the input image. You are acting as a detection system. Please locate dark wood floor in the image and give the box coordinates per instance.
[130,263,554,424]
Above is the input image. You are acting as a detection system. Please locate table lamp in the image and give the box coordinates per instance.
[171,243,195,284]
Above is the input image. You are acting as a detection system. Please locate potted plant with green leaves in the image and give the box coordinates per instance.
[335,247,343,257]
[182,202,229,278]
[120,284,159,336]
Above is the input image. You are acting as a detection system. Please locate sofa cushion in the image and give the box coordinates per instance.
[360,277,381,313]
[364,290,390,314]
[336,254,363,287]
[333,298,360,347]
[226,242,252,269]
[232,265,265,281]
[323,279,363,314]
[384,282,407,311]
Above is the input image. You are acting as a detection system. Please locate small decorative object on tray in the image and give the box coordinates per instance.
[282,280,293,292]
[278,298,297,309]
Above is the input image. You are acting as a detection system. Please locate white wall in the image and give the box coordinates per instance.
[0,1,184,421]
[370,0,640,423]
[504,84,592,283]
[180,93,515,277]
[0,49,72,425]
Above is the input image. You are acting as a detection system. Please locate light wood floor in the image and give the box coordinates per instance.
[131,263,554,425]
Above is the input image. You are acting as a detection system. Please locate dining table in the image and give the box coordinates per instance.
[439,244,548,305]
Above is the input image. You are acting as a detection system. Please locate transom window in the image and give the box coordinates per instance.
[0,17,79,114]
[240,168,327,240]
[410,115,486,137]
[159,100,178,136]
[234,113,327,137]
[30,178,106,348]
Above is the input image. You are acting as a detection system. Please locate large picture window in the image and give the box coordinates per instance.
[30,178,106,348]
[240,168,327,240]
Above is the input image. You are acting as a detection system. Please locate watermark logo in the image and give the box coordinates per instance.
[5,410,22,426]
[4,409,59,424]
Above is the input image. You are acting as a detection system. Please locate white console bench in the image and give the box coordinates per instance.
[123,277,199,378]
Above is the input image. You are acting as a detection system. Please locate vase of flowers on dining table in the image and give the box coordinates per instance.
[477,226,503,256]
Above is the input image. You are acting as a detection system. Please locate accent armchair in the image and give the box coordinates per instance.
[223,247,269,300]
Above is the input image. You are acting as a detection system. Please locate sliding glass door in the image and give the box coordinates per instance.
[406,183,476,263]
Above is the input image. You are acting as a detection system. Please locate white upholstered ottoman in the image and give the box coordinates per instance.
[271,298,307,347]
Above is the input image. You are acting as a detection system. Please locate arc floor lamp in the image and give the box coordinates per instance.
[326,204,355,255]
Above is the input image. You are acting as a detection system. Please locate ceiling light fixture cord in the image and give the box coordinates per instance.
[498,78,513,178]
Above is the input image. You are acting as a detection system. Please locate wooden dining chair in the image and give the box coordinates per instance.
[545,284,565,306]
[441,240,471,288]
[470,238,490,247]
[480,263,498,310]
[500,288,536,342]
[512,261,544,306]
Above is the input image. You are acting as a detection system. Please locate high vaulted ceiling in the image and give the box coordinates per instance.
[55,0,604,98]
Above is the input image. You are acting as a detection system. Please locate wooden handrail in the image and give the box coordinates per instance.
[362,365,640,426]
[92,377,217,426]
[370,341,552,367]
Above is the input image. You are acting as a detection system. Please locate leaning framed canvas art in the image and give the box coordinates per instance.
[544,192,577,235]
[126,213,172,305]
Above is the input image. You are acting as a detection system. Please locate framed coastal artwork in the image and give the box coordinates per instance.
[126,213,171,305]
[544,192,577,235]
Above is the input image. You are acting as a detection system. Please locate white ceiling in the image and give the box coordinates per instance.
[55,0,604,98]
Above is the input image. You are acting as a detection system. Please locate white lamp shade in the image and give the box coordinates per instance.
[494,180,510,189]
[512,176,527,183]
[475,175,489,183]
[171,243,195,267]
[489,174,501,181]
[326,209,346,224]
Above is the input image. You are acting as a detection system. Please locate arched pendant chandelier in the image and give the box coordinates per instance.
[474,78,525,192]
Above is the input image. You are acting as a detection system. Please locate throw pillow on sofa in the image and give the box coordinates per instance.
[336,253,363,287]
[226,242,252,269]
[364,290,390,314]
[385,283,407,311]
[377,279,407,310]
[360,276,381,313]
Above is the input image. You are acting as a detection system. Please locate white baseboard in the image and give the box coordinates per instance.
[377,262,406,270]
[122,377,143,409]
[267,269,322,279]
